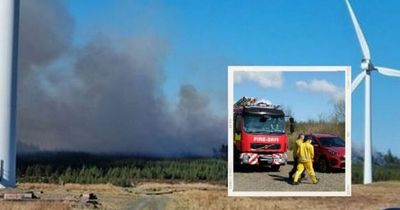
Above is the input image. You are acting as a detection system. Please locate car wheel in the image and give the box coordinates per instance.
[318,157,330,173]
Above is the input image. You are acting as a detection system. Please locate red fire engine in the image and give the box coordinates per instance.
[234,97,294,171]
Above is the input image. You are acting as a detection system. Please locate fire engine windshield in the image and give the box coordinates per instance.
[243,115,285,134]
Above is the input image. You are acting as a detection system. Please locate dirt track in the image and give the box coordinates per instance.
[128,195,168,210]
[233,160,345,192]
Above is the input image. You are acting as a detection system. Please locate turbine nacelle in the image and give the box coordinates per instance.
[361,59,374,72]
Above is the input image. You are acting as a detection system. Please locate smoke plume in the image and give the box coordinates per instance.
[17,0,226,156]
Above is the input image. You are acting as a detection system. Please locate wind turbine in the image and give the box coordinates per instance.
[345,0,400,184]
[0,0,18,188]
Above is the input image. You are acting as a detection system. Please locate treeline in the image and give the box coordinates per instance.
[352,149,400,183]
[17,150,400,186]
[17,152,227,187]
[287,121,345,151]
[285,99,345,150]
[352,164,400,184]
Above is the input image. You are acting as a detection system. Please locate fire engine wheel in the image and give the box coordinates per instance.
[318,157,330,173]
[270,165,280,171]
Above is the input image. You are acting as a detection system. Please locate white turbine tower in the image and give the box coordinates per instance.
[345,0,400,184]
[0,0,18,188]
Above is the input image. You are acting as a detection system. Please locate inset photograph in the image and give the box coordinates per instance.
[227,66,351,196]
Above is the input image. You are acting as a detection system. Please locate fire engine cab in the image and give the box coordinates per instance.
[233,97,294,171]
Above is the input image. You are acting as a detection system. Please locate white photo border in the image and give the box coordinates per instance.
[227,66,352,197]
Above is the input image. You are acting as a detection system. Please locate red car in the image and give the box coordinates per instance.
[305,133,345,172]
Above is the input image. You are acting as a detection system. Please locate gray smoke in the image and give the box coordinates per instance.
[352,142,386,165]
[19,0,73,70]
[174,85,226,156]
[17,0,226,156]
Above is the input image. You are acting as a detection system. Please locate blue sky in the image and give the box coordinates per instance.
[63,0,400,155]
[234,70,345,121]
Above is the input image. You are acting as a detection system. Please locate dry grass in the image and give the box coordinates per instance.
[135,182,226,192]
[1,183,132,210]
[168,181,400,210]
[0,201,70,210]
[17,183,122,193]
[2,182,400,210]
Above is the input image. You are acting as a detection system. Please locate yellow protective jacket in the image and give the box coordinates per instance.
[297,140,314,163]
[292,138,303,159]
[234,133,241,141]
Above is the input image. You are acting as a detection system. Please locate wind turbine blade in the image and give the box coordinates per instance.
[376,66,400,77]
[352,71,366,93]
[345,0,371,60]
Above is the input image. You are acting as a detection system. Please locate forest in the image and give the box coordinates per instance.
[17,152,227,187]
[352,149,400,184]
[16,149,400,186]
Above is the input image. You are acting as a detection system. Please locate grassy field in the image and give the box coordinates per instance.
[9,153,400,209]
[352,164,400,183]
[1,183,141,209]
[171,182,400,210]
[1,181,400,210]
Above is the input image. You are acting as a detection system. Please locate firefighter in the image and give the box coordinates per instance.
[288,134,306,182]
[234,132,241,141]
[292,137,319,185]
